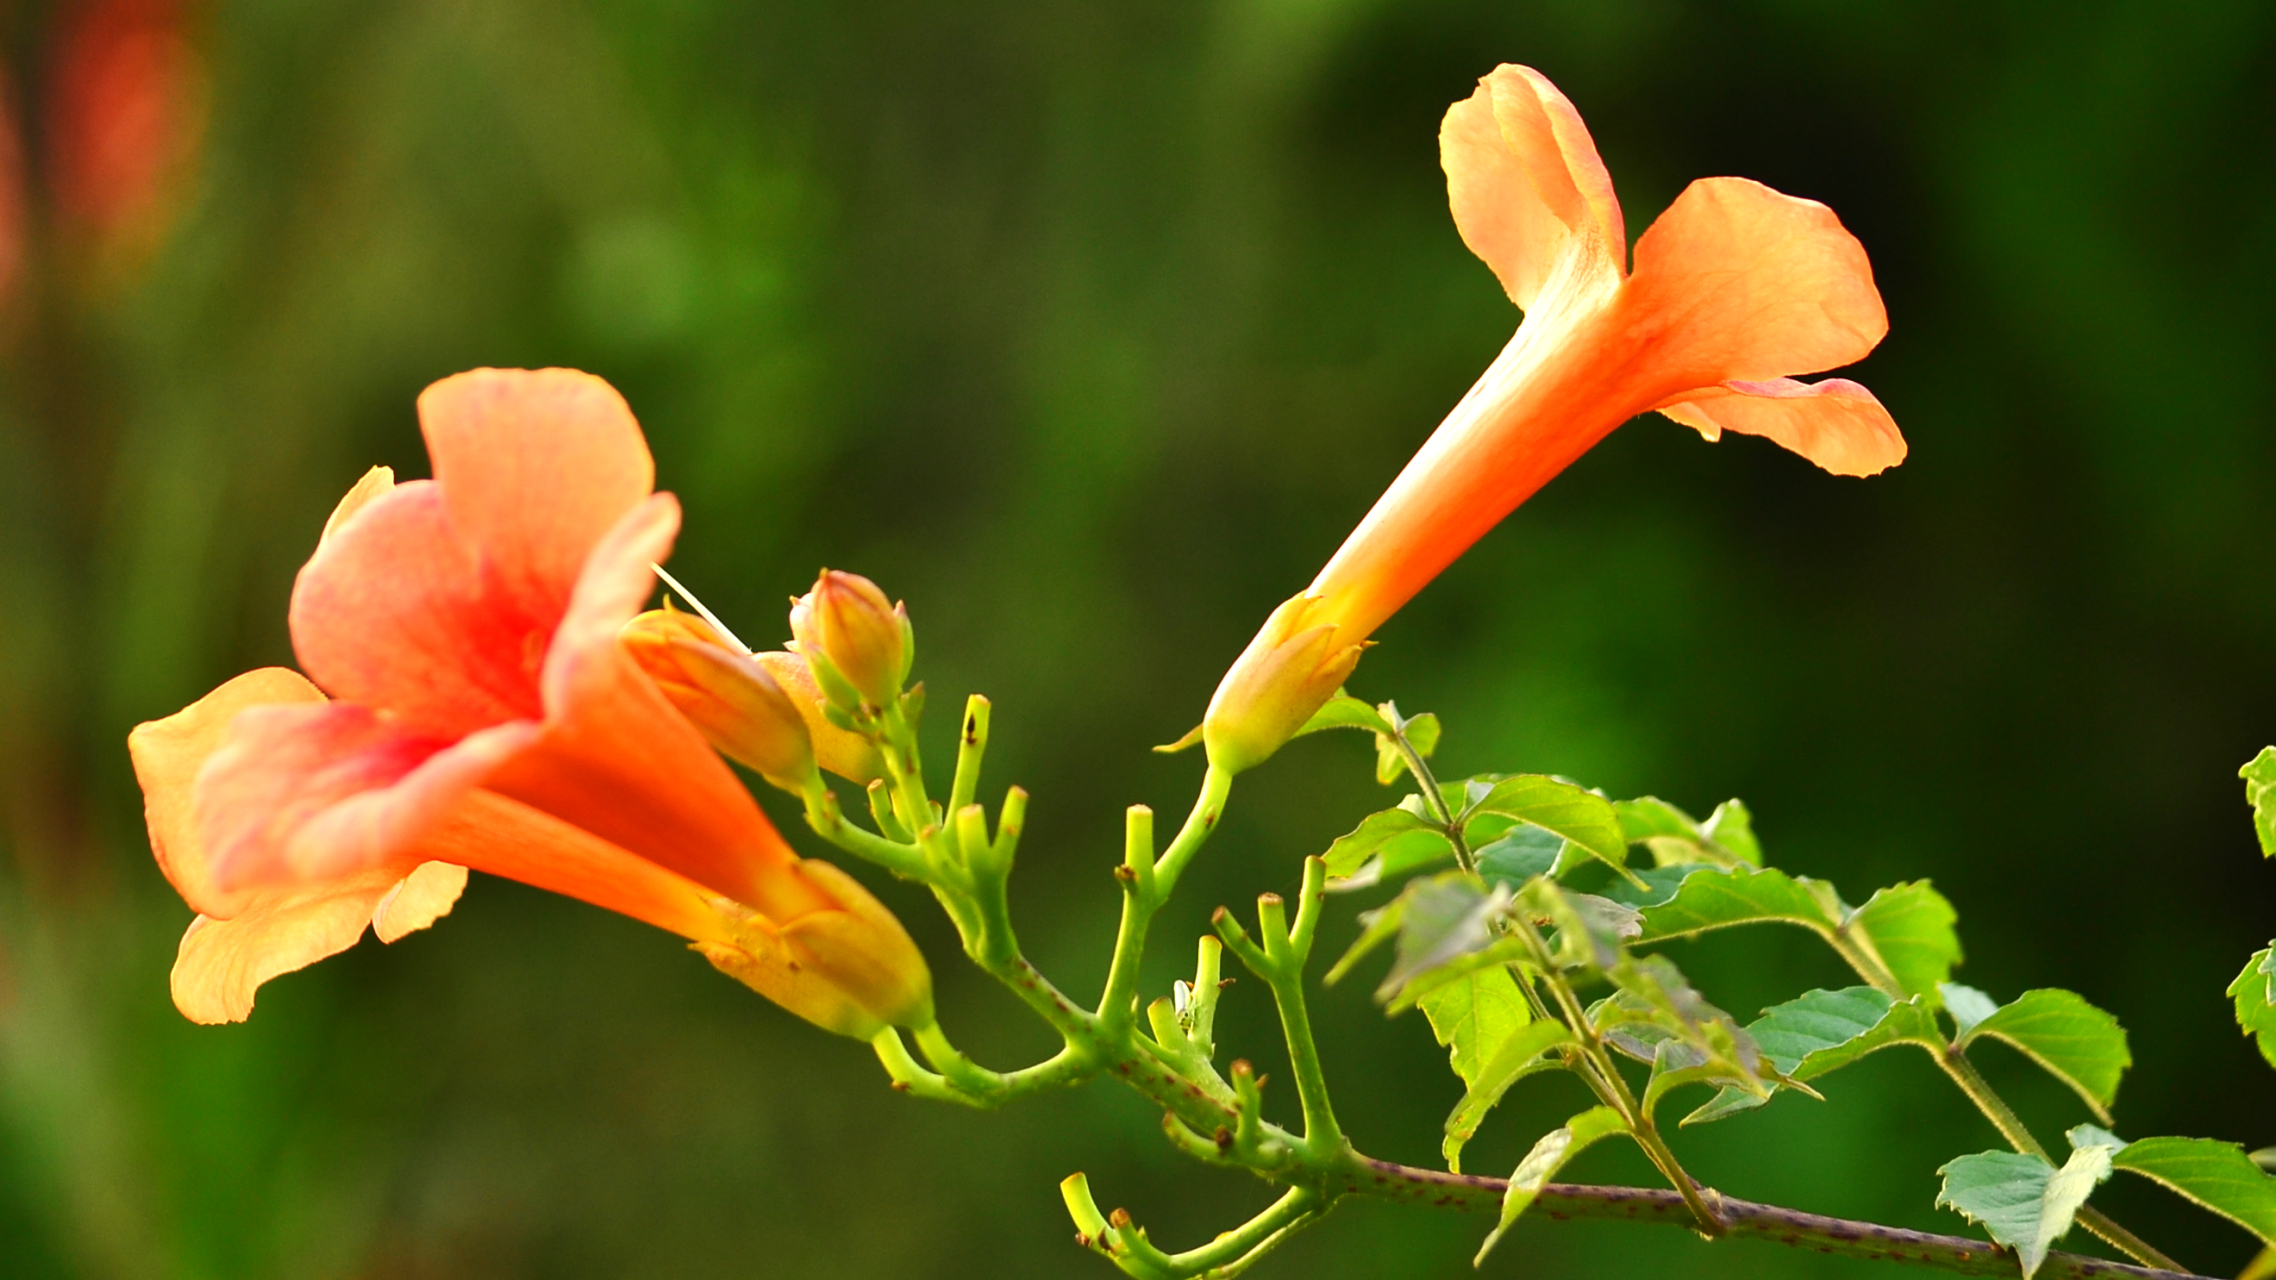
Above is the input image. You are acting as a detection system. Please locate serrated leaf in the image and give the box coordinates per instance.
[1685,987,1943,1125]
[1295,693,1393,737]
[1936,1141,2114,1278]
[2244,748,2276,856]
[2112,1136,2276,1244]
[1475,1107,1629,1264]
[1614,796,1751,868]
[1941,982,2000,1039]
[1700,799,1763,865]
[1468,776,1630,878]
[1380,875,1508,998]
[1419,965,1531,1094]
[1443,1021,1573,1171]
[1632,865,1841,943]
[1848,881,1962,1000]
[2229,946,2276,1069]
[1956,988,2131,1121]
[1474,825,1564,890]
[1320,807,1452,883]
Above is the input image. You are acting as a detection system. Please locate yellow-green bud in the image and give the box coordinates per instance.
[789,569,911,712]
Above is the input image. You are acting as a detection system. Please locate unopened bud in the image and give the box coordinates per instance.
[623,606,817,794]
[789,570,911,711]
[753,650,887,784]
[1201,593,1367,775]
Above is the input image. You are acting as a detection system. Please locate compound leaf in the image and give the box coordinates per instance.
[1469,776,1628,878]
[1632,865,1840,943]
[1419,964,1531,1094]
[1442,1021,1574,1171]
[1475,1106,1628,1264]
[1957,988,2131,1121]
[1681,987,1942,1126]
[1321,807,1450,882]
[2112,1136,2276,1245]
[1848,881,1963,1000]
[1936,1139,2114,1278]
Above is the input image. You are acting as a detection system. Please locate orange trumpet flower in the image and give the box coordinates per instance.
[1204,64,1905,773]
[128,368,931,1035]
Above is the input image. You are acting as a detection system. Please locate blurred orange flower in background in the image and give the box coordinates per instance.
[1204,64,1905,773]
[128,368,931,1036]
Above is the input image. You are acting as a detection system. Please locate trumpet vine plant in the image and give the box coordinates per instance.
[126,61,2276,1280]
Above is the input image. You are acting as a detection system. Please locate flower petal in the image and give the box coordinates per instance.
[291,480,546,737]
[196,699,538,890]
[1442,64,1624,310]
[486,495,829,920]
[320,466,395,547]
[370,860,469,942]
[1657,377,1907,477]
[128,666,326,919]
[418,368,655,628]
[1621,176,1887,392]
[170,870,409,1024]
[416,790,735,945]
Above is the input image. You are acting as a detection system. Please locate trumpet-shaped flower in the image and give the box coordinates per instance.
[128,368,930,1035]
[1205,64,1905,772]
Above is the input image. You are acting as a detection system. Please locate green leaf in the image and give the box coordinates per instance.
[1295,694,1393,737]
[1683,986,1945,1125]
[1468,776,1630,879]
[1520,881,1640,972]
[1632,865,1841,943]
[1848,881,1963,1000]
[1700,799,1763,865]
[2112,1136,2276,1245]
[1474,825,1564,890]
[1475,1106,1629,1264]
[2229,946,2276,1070]
[1941,982,2000,1039]
[1613,796,1752,868]
[1372,711,1444,784]
[1936,1139,2115,1278]
[1614,796,1697,842]
[1956,988,2131,1121]
[2244,747,2276,857]
[1320,807,1452,883]
[1442,1021,1574,1172]
[1419,965,1531,1094]
[1379,874,1506,998]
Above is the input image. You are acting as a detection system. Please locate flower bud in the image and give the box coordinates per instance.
[1201,593,1368,775]
[697,859,934,1039]
[789,570,911,711]
[622,606,817,794]
[753,650,886,784]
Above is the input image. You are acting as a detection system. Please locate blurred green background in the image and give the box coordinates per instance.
[1,0,2272,1276]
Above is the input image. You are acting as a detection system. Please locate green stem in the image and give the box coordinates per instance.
[1153,765,1232,900]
